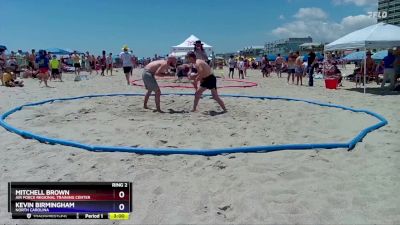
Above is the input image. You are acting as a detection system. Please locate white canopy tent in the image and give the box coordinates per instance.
[171,35,213,57]
[325,23,400,93]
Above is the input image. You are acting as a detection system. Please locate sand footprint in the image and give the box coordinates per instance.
[212,160,227,170]
[152,186,163,196]
[277,170,308,180]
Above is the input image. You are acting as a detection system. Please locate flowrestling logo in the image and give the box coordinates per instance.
[368,11,388,19]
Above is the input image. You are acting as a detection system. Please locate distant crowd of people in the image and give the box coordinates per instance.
[0,47,144,87]
[221,48,399,90]
[225,50,326,86]
[1,44,399,91]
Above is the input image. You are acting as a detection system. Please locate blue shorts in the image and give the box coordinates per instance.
[295,66,303,74]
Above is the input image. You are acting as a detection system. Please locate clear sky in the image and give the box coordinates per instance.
[0,0,377,57]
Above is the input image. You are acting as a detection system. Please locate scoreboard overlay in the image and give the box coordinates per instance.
[8,182,132,220]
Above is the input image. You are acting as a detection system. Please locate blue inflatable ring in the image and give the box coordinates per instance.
[0,93,388,156]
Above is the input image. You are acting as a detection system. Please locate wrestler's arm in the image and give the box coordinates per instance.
[154,63,169,77]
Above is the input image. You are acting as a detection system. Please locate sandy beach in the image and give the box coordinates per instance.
[1,67,399,224]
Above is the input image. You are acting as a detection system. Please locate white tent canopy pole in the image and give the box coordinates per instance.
[364,47,367,94]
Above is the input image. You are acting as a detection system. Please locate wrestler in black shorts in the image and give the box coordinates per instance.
[200,74,217,89]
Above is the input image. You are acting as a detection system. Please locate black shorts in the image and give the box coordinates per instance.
[123,66,132,74]
[74,63,80,68]
[28,61,34,69]
[200,74,217,90]
[51,69,59,76]
[229,68,234,72]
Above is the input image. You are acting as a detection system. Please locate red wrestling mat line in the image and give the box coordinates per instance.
[131,77,258,89]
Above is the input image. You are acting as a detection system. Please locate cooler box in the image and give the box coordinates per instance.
[325,78,338,89]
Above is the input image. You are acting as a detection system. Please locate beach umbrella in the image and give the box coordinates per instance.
[63,48,84,54]
[302,54,309,61]
[267,54,276,61]
[303,53,324,62]
[0,45,7,51]
[46,48,70,55]
[372,50,387,60]
[343,51,366,61]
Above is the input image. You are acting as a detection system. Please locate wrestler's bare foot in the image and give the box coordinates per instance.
[155,109,165,113]
[144,105,149,109]
[191,109,198,112]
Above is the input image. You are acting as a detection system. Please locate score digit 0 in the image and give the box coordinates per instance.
[119,191,125,198]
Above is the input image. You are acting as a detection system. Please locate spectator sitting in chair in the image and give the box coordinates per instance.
[329,62,343,86]
[360,51,376,82]
[375,61,384,85]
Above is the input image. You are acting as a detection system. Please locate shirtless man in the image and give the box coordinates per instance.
[186,51,227,113]
[294,51,303,85]
[28,49,36,72]
[275,53,285,78]
[71,51,81,76]
[85,52,92,75]
[142,56,177,112]
[360,51,376,85]
[287,52,296,84]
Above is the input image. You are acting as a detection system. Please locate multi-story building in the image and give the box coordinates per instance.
[239,46,265,57]
[215,52,238,60]
[265,37,313,55]
[299,42,324,54]
[378,0,400,25]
